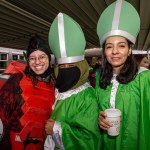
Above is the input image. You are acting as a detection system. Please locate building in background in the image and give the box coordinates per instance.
[0,47,26,73]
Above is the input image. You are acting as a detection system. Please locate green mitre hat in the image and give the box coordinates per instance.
[49,13,86,64]
[97,0,140,46]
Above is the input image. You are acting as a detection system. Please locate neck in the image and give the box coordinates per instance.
[36,75,50,82]
[113,65,124,74]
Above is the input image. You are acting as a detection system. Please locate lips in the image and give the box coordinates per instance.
[111,57,120,61]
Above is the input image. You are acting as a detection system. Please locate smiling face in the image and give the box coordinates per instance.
[28,50,49,75]
[104,36,131,73]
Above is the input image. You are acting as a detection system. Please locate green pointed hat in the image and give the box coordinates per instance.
[48,13,86,64]
[97,0,140,46]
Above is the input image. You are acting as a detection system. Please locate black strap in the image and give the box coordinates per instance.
[23,132,40,150]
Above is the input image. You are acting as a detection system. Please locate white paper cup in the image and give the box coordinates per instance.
[104,108,121,136]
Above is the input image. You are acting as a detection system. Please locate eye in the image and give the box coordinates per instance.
[144,61,148,64]
[29,57,35,61]
[106,45,112,49]
[39,55,47,62]
[119,44,125,48]
[40,54,47,58]
[39,55,45,60]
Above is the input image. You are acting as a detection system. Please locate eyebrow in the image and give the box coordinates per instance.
[29,54,46,57]
[106,42,127,45]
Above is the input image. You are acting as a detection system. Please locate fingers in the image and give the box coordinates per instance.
[98,111,111,130]
[45,118,54,124]
[99,111,106,117]
[45,119,55,135]
[47,118,54,122]
[99,119,109,130]
[45,124,52,135]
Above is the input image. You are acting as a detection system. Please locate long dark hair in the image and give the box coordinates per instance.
[99,39,138,89]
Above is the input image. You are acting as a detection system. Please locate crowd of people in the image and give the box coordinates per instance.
[0,0,150,150]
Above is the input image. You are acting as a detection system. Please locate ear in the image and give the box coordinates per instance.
[128,48,132,56]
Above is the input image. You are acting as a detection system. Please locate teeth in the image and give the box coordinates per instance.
[35,66,42,69]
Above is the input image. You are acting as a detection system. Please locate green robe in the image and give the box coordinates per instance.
[51,83,101,150]
[95,69,150,150]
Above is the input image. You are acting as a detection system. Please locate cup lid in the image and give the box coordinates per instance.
[105,108,121,117]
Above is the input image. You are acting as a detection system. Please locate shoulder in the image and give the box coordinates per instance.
[3,73,23,89]
[133,68,150,86]
[4,61,26,74]
[137,67,150,78]
[8,73,23,81]
[81,84,98,104]
[84,84,96,95]
[138,66,149,74]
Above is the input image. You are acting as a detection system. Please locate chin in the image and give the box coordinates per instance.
[35,71,44,75]
[112,63,122,67]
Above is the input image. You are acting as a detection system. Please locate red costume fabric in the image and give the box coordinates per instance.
[0,61,26,89]
[0,61,55,150]
[19,74,54,142]
[3,61,26,74]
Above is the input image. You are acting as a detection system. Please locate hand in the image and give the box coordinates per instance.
[45,118,55,135]
[98,111,111,130]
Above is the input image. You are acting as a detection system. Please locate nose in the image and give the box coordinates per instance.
[35,57,40,64]
[112,45,119,54]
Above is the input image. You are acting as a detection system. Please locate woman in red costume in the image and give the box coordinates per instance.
[0,35,55,150]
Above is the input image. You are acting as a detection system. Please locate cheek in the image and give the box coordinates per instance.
[122,52,129,60]
[105,52,111,61]
[119,50,129,59]
[44,60,49,69]
[29,63,34,69]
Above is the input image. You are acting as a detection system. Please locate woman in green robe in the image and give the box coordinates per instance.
[96,0,150,150]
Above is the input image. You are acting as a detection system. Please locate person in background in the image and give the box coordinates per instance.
[93,57,102,72]
[0,35,55,150]
[96,0,150,150]
[134,54,149,69]
[44,13,101,150]
[88,57,102,87]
